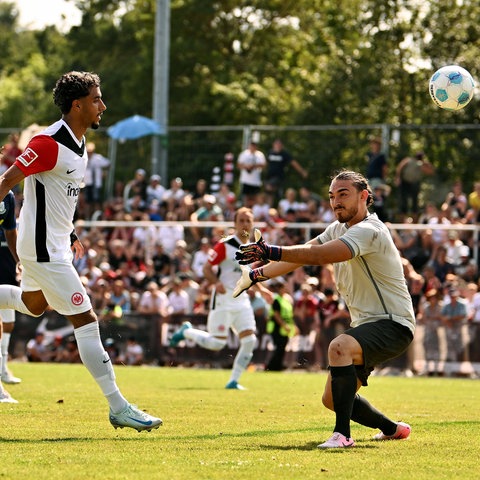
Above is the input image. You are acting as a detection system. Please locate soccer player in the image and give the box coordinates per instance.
[0,71,162,431]
[170,207,260,390]
[234,170,415,448]
[0,190,22,387]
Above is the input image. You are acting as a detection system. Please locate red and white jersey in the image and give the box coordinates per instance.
[14,120,87,262]
[208,235,250,307]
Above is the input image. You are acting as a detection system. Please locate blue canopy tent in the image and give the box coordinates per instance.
[106,115,165,198]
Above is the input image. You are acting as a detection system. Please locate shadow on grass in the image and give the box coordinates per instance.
[0,435,158,443]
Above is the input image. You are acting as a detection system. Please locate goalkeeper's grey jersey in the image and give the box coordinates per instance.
[316,213,415,334]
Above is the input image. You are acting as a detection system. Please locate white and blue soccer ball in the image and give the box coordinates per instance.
[429,65,475,111]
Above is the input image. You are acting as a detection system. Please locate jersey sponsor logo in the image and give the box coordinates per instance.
[0,202,5,215]
[66,169,76,174]
[17,148,39,167]
[71,292,84,305]
[66,182,81,197]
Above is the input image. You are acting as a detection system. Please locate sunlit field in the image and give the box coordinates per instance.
[1,363,479,480]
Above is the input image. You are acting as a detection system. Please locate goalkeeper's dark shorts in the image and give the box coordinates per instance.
[344,319,414,386]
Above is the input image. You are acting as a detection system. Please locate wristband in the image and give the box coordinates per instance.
[70,230,79,246]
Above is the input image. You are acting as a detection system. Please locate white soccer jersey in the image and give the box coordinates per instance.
[316,213,416,334]
[14,120,86,262]
[208,235,250,308]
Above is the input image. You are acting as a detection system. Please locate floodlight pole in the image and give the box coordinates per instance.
[152,0,170,183]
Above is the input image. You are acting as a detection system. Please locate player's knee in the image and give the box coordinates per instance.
[240,333,256,352]
[327,334,352,362]
[210,337,227,351]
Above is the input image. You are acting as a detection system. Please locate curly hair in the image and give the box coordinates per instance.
[331,170,374,207]
[53,71,101,114]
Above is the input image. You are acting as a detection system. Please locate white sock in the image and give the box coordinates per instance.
[183,328,226,350]
[0,351,4,394]
[1,332,11,376]
[0,286,41,316]
[74,322,128,413]
[229,334,256,383]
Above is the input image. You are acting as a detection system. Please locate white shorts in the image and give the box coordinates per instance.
[20,258,92,316]
[207,297,256,337]
[0,309,15,323]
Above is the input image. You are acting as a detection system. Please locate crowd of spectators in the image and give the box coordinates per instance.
[3,132,480,374]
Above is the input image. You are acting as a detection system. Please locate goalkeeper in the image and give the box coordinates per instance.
[234,170,415,449]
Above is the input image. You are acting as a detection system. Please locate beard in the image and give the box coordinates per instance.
[91,122,100,130]
[334,206,357,224]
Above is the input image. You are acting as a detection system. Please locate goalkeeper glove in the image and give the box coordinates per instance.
[235,228,282,265]
[232,265,269,298]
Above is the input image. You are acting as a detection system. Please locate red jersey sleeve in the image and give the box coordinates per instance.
[207,241,227,266]
[14,135,59,176]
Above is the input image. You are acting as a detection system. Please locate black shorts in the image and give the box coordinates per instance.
[344,319,414,386]
[241,184,261,196]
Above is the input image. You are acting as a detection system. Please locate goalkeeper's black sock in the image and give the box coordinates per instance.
[351,394,397,435]
[330,365,357,438]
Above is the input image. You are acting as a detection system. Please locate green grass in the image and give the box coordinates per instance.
[1,363,479,480]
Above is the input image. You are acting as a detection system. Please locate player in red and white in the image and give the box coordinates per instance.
[170,207,268,389]
[0,71,161,431]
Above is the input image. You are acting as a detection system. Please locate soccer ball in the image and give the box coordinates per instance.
[429,65,475,111]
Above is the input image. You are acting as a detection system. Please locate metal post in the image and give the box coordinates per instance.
[152,0,170,183]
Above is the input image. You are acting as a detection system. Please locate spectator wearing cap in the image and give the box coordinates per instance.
[237,140,266,207]
[454,245,478,282]
[441,286,468,365]
[416,289,443,376]
[146,174,165,205]
[125,168,148,207]
[190,194,224,242]
[444,230,466,268]
[163,177,186,216]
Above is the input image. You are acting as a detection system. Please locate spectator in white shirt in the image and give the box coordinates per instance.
[168,277,190,315]
[191,238,211,281]
[138,281,171,317]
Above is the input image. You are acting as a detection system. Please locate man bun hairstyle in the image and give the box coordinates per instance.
[332,170,374,207]
[53,71,101,114]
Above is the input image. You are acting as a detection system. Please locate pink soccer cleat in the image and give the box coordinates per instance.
[317,432,355,449]
[373,422,411,441]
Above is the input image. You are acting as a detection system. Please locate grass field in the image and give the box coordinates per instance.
[0,363,479,480]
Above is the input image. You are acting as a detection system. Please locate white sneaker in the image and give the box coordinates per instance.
[0,390,18,404]
[318,432,355,449]
[2,371,22,384]
[109,404,162,432]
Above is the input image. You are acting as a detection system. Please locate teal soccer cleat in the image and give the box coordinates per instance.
[169,322,192,347]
